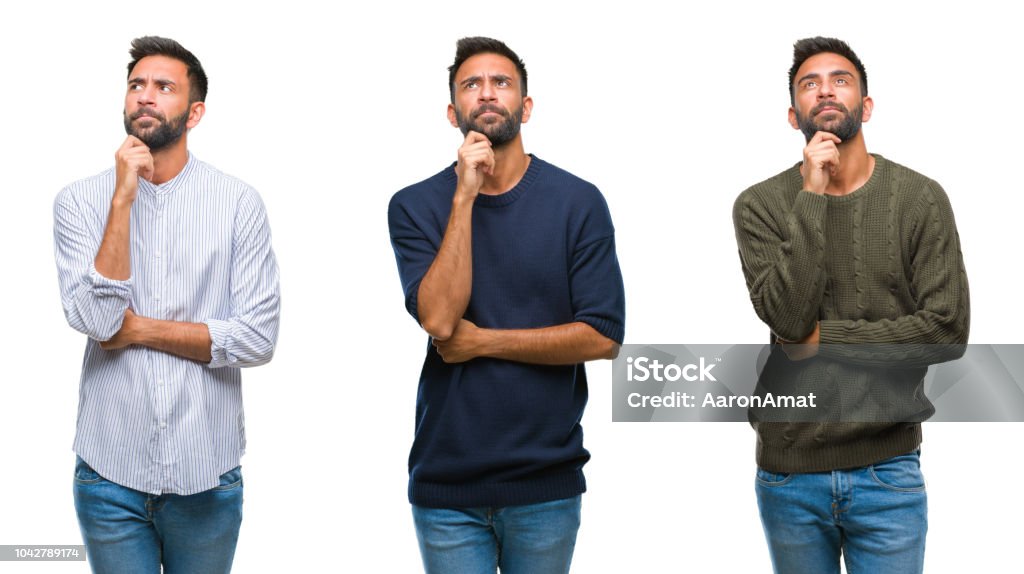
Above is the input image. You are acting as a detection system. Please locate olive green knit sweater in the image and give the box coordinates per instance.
[733,154,970,473]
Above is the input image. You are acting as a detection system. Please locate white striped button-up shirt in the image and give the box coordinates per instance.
[53,153,280,495]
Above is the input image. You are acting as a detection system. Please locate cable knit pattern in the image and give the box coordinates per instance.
[733,155,970,472]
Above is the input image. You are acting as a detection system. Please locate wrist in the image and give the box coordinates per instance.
[110,195,135,210]
[453,186,479,204]
[128,315,155,346]
[474,326,500,358]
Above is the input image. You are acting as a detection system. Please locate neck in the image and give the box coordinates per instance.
[149,136,190,185]
[480,134,530,195]
[826,132,874,196]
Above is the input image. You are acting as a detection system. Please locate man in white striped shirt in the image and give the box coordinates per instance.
[53,36,280,574]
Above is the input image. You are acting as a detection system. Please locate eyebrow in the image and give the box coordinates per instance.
[459,73,514,88]
[797,70,856,85]
[127,76,177,86]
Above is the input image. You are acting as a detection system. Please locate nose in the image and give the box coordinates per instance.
[816,80,836,99]
[478,79,497,102]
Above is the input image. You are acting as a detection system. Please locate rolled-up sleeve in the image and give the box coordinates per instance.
[205,190,280,369]
[53,188,133,341]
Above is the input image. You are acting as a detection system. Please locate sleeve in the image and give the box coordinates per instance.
[204,189,281,369]
[733,188,829,342]
[53,188,133,341]
[817,182,970,365]
[387,192,441,323]
[569,189,626,344]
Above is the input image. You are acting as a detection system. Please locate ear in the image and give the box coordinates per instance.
[447,103,459,128]
[860,96,874,123]
[520,96,534,124]
[186,101,205,129]
[788,106,800,130]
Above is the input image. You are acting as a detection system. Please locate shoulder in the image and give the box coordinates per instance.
[875,155,948,201]
[189,156,262,200]
[389,164,456,212]
[733,163,802,217]
[56,167,116,207]
[530,157,617,242]
[531,156,605,204]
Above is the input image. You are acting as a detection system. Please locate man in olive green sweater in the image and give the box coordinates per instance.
[733,37,969,574]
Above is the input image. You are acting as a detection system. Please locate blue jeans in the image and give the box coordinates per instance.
[755,451,927,574]
[73,456,243,574]
[412,495,582,574]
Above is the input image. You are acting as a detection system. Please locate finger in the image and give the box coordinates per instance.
[463,131,491,146]
[122,135,150,150]
[459,142,494,160]
[462,151,495,171]
[811,131,842,145]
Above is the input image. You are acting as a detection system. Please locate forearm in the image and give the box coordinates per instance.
[118,314,213,363]
[94,199,133,280]
[487,322,619,364]
[417,196,474,340]
[438,320,619,365]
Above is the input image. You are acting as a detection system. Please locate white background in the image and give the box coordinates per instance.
[1,1,1020,572]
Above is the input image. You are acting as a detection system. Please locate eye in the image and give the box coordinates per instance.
[835,78,847,85]
[159,85,172,93]
[129,83,142,91]
[465,81,478,89]
[804,81,817,89]
[497,79,510,88]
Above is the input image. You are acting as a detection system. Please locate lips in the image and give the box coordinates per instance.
[813,102,847,117]
[473,105,507,119]
[131,109,165,122]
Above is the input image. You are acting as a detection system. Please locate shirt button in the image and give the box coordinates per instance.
[154,295,161,301]
[158,379,164,386]
[155,250,162,258]
[159,421,167,429]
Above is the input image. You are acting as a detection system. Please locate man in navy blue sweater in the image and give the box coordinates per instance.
[388,37,626,574]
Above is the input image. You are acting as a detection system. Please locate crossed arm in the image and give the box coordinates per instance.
[55,147,279,367]
[394,153,621,365]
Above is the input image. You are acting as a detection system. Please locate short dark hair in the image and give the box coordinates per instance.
[789,37,867,105]
[448,37,527,102]
[127,36,208,103]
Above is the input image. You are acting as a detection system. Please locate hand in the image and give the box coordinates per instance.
[454,131,494,199]
[114,136,154,204]
[432,319,488,363]
[100,308,141,350]
[778,322,820,361]
[800,132,841,194]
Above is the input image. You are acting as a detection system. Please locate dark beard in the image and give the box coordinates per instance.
[797,100,863,143]
[123,107,190,151]
[455,102,523,147]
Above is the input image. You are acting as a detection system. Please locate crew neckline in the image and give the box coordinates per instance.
[445,153,542,208]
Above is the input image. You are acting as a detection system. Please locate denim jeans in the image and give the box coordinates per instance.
[755,450,927,574]
[412,495,582,574]
[73,456,243,574]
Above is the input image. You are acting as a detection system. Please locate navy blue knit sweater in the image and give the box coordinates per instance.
[388,156,626,508]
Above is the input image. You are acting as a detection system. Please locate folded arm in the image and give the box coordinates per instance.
[433,319,619,365]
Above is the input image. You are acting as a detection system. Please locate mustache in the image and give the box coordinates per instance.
[472,104,510,119]
[812,100,849,116]
[129,108,166,122]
